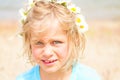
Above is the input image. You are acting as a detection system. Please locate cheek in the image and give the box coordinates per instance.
[31,47,41,59]
[57,45,69,58]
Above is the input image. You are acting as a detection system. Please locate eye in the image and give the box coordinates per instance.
[35,41,44,46]
[53,41,62,44]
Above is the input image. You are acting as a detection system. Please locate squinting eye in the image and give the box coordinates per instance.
[35,41,44,45]
[53,41,62,44]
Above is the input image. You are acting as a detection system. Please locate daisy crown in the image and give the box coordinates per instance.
[19,0,88,33]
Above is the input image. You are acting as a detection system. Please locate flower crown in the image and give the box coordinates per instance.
[19,0,88,33]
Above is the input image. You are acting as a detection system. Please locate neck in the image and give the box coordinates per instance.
[40,68,72,80]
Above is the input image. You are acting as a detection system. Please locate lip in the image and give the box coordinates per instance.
[41,59,57,66]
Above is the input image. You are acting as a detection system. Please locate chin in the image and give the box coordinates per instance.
[42,66,61,73]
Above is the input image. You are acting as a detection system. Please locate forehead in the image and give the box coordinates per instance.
[31,15,61,33]
[30,21,67,41]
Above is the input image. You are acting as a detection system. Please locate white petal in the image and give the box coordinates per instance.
[19,8,25,16]
[58,0,71,3]
[28,0,33,5]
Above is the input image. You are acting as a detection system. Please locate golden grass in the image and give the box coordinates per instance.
[0,20,120,80]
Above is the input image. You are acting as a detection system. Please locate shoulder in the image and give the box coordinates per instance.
[72,63,101,80]
[16,65,40,80]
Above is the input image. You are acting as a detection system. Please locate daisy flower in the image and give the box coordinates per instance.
[19,8,27,22]
[76,15,85,25]
[67,4,81,13]
[79,22,88,33]
[28,0,34,6]
[27,0,34,10]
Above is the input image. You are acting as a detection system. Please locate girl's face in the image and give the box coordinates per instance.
[30,24,69,73]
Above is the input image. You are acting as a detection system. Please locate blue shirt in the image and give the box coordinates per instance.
[16,63,101,80]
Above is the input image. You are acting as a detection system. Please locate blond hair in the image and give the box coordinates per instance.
[22,1,85,71]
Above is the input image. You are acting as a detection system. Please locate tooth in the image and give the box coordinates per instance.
[43,60,56,63]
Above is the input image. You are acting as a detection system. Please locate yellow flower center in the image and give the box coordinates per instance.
[76,18,81,23]
[30,3,34,7]
[71,7,76,12]
[80,25,84,29]
[24,12,28,16]
[61,2,67,7]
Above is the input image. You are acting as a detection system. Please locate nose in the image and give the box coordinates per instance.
[42,44,53,58]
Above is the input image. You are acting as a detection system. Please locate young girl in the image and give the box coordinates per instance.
[17,0,101,80]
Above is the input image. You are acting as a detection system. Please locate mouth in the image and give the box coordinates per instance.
[41,59,57,65]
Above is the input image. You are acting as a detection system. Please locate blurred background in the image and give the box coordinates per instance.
[0,0,120,80]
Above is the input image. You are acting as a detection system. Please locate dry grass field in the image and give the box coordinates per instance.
[0,20,120,80]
